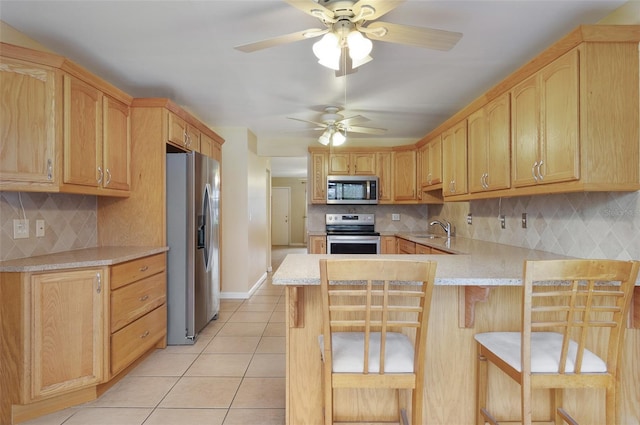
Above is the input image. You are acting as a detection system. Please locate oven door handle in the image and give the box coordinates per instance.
[326,235,380,242]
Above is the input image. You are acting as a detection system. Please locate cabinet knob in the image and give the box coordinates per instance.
[97,166,104,184]
[105,168,112,186]
[95,272,101,293]
[139,265,149,272]
[140,330,150,339]
[139,294,149,302]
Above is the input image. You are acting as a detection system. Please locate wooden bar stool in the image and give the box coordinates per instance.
[319,258,437,425]
[474,259,639,425]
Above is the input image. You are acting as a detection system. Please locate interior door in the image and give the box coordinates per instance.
[272,187,290,246]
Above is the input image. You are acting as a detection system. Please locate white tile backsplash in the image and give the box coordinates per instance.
[1,192,97,261]
[429,191,640,260]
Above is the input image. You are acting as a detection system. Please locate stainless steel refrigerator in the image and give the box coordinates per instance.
[166,151,220,345]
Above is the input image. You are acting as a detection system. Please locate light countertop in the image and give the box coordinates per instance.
[0,246,168,272]
[273,236,576,286]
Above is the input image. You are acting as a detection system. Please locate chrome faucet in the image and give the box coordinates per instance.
[429,219,453,238]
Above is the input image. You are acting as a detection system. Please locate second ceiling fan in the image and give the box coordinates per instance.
[235,0,463,76]
[288,106,387,146]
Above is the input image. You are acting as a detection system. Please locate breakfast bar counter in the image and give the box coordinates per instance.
[273,243,640,424]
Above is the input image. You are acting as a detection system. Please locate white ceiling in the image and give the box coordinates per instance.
[0,0,629,177]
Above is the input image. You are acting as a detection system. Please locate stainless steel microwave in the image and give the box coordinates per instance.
[326,175,378,204]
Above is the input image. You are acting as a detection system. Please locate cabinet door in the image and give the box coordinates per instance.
[0,58,58,186]
[393,150,417,201]
[376,152,393,203]
[102,95,130,191]
[167,113,188,149]
[485,93,511,191]
[308,236,326,254]
[186,125,200,152]
[442,120,467,196]
[328,153,350,175]
[200,133,214,157]
[63,75,102,188]
[31,268,106,399]
[467,108,487,193]
[351,152,376,175]
[539,49,579,185]
[511,75,539,187]
[428,137,442,185]
[381,236,396,254]
[311,151,327,203]
[469,94,511,193]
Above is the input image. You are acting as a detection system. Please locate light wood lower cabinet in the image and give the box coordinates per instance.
[380,236,396,254]
[0,267,108,424]
[108,253,167,377]
[0,253,167,425]
[308,235,326,254]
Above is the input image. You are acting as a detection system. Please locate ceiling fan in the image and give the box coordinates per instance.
[235,0,463,76]
[288,106,387,146]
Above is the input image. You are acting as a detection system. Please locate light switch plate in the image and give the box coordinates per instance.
[391,214,400,221]
[13,219,29,239]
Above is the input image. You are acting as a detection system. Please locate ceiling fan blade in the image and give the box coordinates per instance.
[352,0,405,21]
[235,28,326,53]
[342,125,387,135]
[364,21,462,51]
[288,117,328,128]
[283,0,336,21]
[338,115,370,126]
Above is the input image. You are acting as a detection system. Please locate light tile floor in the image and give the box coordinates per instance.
[22,246,306,425]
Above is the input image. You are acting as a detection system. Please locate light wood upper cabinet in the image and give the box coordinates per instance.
[512,49,579,188]
[30,268,107,400]
[376,151,393,203]
[200,132,214,157]
[1,45,132,196]
[63,75,131,194]
[310,150,328,204]
[442,120,468,196]
[418,135,442,189]
[102,95,131,191]
[468,93,511,193]
[393,150,417,201]
[168,112,200,152]
[328,152,376,175]
[63,74,103,189]
[0,57,59,188]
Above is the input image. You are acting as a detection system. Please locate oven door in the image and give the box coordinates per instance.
[326,235,380,254]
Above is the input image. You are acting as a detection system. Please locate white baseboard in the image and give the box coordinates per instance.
[220,272,267,300]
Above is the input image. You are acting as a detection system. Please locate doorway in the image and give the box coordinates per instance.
[272,187,290,246]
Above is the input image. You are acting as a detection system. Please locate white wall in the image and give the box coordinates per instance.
[216,127,270,299]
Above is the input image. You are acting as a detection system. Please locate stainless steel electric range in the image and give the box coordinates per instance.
[325,213,380,254]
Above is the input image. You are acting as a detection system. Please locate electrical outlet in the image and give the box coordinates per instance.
[499,215,506,230]
[391,213,400,221]
[36,219,45,237]
[13,219,29,239]
[467,213,472,225]
[521,213,527,229]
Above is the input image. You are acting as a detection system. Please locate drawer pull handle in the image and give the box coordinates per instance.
[139,295,149,302]
[140,330,150,339]
[139,266,149,272]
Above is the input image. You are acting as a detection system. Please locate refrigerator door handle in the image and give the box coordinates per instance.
[201,183,215,271]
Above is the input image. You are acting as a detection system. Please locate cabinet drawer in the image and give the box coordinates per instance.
[415,244,431,254]
[111,272,166,332]
[398,238,416,254]
[111,305,166,375]
[110,254,165,290]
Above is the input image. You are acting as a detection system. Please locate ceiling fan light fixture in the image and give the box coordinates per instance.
[346,30,372,60]
[313,32,341,69]
[332,129,346,146]
[352,54,373,69]
[318,128,332,146]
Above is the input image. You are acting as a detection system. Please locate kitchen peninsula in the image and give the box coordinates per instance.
[273,238,640,424]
